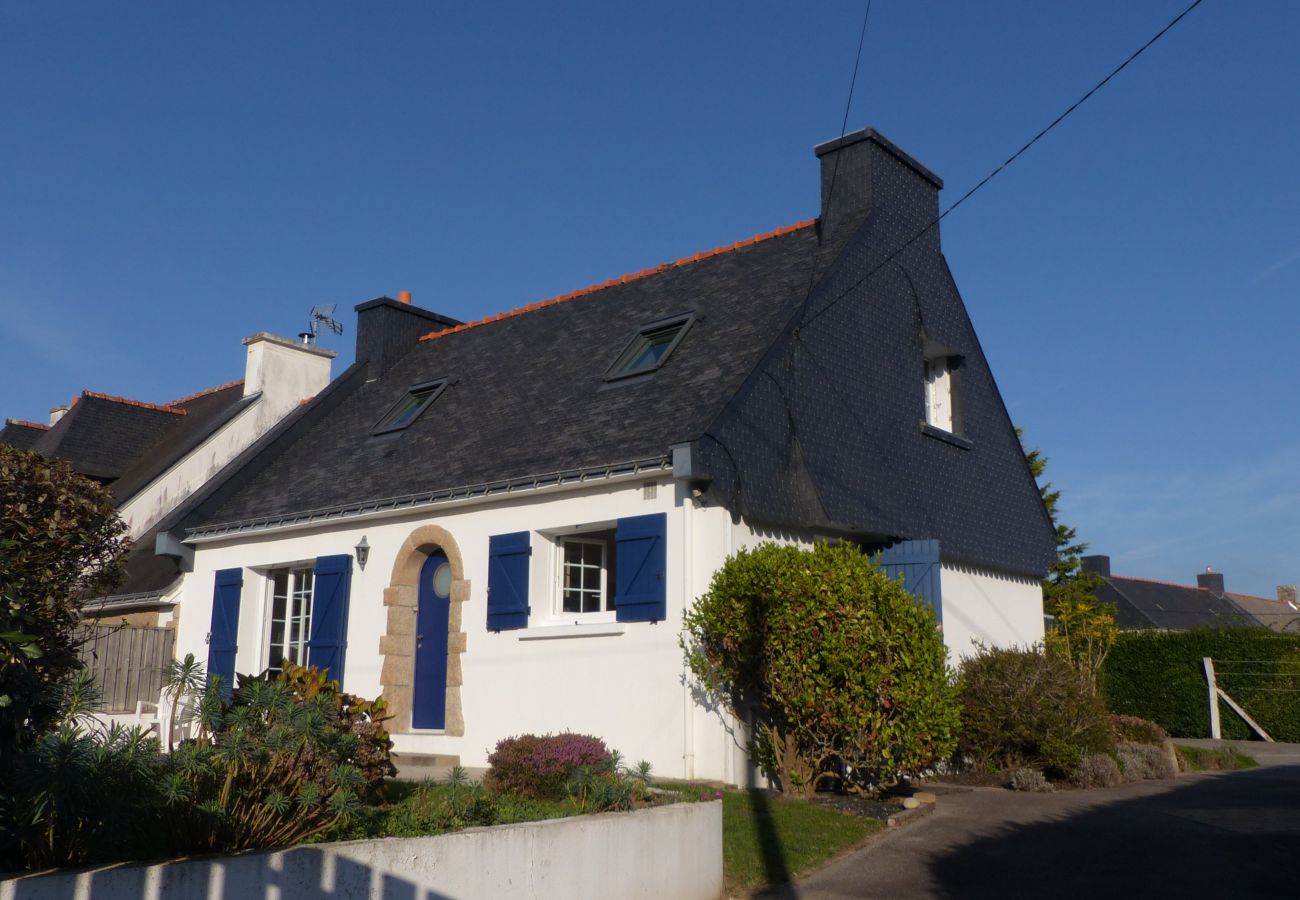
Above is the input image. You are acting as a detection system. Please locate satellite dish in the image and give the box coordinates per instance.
[300,304,344,345]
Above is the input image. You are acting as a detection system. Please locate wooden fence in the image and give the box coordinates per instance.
[77,625,175,713]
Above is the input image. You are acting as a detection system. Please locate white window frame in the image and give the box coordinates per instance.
[553,534,617,623]
[262,565,315,675]
[923,354,961,435]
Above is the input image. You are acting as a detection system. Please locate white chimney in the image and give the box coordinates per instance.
[48,404,69,426]
[242,332,336,401]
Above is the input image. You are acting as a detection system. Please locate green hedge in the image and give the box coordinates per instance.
[1102,629,1300,741]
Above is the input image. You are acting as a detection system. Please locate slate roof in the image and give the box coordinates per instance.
[198,221,824,524]
[6,383,248,501]
[1227,592,1300,634]
[0,419,49,451]
[1096,575,1258,630]
[175,128,1058,579]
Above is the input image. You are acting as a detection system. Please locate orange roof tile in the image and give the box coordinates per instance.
[79,390,187,416]
[167,379,245,407]
[4,418,49,431]
[419,218,817,343]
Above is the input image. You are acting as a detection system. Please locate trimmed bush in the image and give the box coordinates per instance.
[1109,714,1168,746]
[485,733,613,800]
[958,646,1112,779]
[1007,768,1053,792]
[1073,753,1122,789]
[1102,629,1300,741]
[1116,742,1177,783]
[684,542,958,796]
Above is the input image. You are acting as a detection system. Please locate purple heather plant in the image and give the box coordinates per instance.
[485,733,613,800]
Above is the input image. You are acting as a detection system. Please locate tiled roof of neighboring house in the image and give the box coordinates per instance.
[1227,592,1300,634]
[167,128,1058,578]
[29,393,189,481]
[108,382,252,504]
[0,418,49,451]
[1096,575,1257,630]
[4,382,248,500]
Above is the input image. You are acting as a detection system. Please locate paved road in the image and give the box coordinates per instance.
[776,766,1300,899]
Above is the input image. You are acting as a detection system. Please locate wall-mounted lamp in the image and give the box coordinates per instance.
[355,535,370,570]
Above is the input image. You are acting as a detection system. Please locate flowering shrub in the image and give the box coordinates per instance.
[1109,714,1168,746]
[485,732,613,800]
[1073,753,1122,789]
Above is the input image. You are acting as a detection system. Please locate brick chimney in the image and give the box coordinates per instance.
[355,294,462,375]
[813,128,944,246]
[1197,567,1226,595]
[1080,555,1111,577]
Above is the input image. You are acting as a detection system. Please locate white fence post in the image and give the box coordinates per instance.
[1202,656,1221,739]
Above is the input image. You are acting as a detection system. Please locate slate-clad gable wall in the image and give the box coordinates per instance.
[700,133,1056,578]
[354,297,462,375]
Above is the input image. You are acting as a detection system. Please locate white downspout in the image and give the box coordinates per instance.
[681,491,696,780]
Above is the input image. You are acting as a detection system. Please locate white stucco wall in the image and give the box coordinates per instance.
[939,562,1045,662]
[0,800,723,900]
[174,475,1040,783]
[179,476,756,783]
[117,335,333,540]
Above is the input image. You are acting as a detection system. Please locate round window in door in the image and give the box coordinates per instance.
[412,551,452,730]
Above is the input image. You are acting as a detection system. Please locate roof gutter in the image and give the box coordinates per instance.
[184,455,672,544]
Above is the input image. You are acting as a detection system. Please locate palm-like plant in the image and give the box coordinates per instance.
[161,653,206,751]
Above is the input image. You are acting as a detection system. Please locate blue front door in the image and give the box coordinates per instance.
[412,551,451,730]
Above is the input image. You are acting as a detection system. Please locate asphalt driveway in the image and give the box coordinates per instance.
[778,763,1300,899]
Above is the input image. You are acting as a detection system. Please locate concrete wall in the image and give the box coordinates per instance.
[0,800,723,900]
[940,562,1045,662]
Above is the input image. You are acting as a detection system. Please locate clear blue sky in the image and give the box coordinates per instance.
[3,2,1296,598]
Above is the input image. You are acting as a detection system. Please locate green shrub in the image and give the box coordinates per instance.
[485,733,613,800]
[0,723,167,871]
[684,542,958,797]
[160,668,393,854]
[1102,629,1300,740]
[958,646,1112,779]
[380,771,499,837]
[0,445,129,763]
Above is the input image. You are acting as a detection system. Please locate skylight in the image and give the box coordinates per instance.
[606,314,693,380]
[373,379,447,434]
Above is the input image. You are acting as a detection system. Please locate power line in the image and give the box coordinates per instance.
[797,0,1208,335]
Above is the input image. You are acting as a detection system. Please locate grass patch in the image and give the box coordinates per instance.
[720,790,881,893]
[1176,744,1259,772]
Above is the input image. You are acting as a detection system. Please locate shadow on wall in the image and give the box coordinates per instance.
[930,766,1300,900]
[5,846,453,900]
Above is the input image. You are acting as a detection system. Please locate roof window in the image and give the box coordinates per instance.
[373,379,447,434]
[606,314,694,380]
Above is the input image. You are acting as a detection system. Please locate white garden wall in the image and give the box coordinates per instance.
[0,800,723,900]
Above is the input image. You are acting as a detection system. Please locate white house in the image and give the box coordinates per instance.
[154,128,1055,783]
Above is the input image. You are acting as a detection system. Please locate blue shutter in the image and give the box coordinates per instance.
[878,539,943,623]
[487,532,531,631]
[615,513,667,623]
[207,568,243,686]
[307,554,353,686]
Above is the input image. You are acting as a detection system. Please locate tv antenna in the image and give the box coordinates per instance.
[300,304,344,345]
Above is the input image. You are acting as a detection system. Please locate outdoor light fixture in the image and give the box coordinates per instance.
[355,536,370,570]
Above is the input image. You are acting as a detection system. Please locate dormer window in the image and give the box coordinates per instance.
[373,379,447,434]
[606,314,694,380]
[923,345,962,435]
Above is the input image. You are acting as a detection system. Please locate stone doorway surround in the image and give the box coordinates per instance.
[378,525,469,735]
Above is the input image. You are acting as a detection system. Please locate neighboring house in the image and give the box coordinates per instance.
[150,127,1056,783]
[1,331,335,627]
[1081,555,1296,632]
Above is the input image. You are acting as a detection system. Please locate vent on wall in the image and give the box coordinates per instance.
[643,481,657,501]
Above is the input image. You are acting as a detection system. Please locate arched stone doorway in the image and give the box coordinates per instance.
[379,525,470,734]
